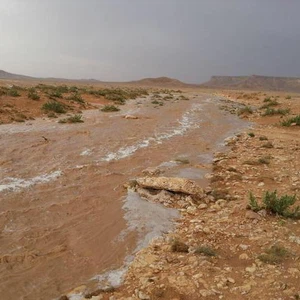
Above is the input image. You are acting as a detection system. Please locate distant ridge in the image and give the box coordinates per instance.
[0,70,194,87]
[128,76,191,87]
[2,69,300,92]
[0,70,34,80]
[201,75,300,92]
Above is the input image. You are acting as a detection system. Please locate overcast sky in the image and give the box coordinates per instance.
[1,0,300,83]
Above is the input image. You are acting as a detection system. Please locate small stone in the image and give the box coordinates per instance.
[245,265,256,273]
[203,227,211,234]
[138,291,150,300]
[238,283,252,294]
[216,199,227,207]
[199,203,208,209]
[187,206,197,215]
[258,182,265,187]
[245,211,261,220]
[227,277,235,284]
[239,244,249,250]
[200,289,216,297]
[239,253,250,260]
[125,115,138,119]
[258,209,267,217]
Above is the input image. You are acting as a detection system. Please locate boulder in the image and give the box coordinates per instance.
[136,177,204,197]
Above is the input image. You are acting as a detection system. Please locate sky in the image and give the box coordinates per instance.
[1,0,300,83]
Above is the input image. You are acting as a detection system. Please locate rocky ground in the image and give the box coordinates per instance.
[62,90,300,300]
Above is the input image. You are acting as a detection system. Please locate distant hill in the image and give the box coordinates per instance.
[0,70,193,88]
[201,75,300,92]
[0,70,34,80]
[3,69,300,92]
[128,76,192,88]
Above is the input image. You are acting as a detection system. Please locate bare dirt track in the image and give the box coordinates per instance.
[0,91,248,300]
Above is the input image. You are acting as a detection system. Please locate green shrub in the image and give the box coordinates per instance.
[258,245,289,264]
[259,136,268,141]
[42,101,66,114]
[171,240,189,253]
[258,156,271,165]
[248,132,255,137]
[262,108,290,116]
[47,90,63,99]
[69,86,79,93]
[261,141,273,148]
[281,115,300,126]
[238,106,253,115]
[59,114,83,123]
[28,89,40,100]
[0,87,8,96]
[248,191,299,218]
[285,95,291,99]
[260,100,279,109]
[263,97,272,102]
[100,105,120,112]
[179,95,189,100]
[67,93,84,103]
[7,89,20,97]
[195,246,216,257]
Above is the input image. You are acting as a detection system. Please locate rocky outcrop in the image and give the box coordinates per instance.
[136,177,204,197]
[201,75,300,92]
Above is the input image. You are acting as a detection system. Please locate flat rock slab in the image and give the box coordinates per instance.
[136,177,204,197]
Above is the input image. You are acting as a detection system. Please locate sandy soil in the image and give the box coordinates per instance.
[0,90,249,300]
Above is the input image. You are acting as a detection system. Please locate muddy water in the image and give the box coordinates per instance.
[0,93,248,300]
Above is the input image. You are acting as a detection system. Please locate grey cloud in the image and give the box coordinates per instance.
[1,0,300,83]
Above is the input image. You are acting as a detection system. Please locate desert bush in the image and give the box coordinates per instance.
[259,136,268,141]
[28,89,40,100]
[67,93,84,103]
[179,95,189,100]
[195,246,216,257]
[7,88,20,97]
[261,141,273,148]
[260,100,279,109]
[263,97,272,102]
[42,101,66,114]
[100,105,120,112]
[171,240,189,253]
[281,115,300,126]
[248,191,299,218]
[238,106,253,115]
[47,90,63,99]
[258,156,271,165]
[59,114,83,123]
[262,108,290,116]
[69,86,79,93]
[258,245,289,264]
[89,87,148,104]
[0,87,8,96]
[248,132,255,137]
[285,95,291,99]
